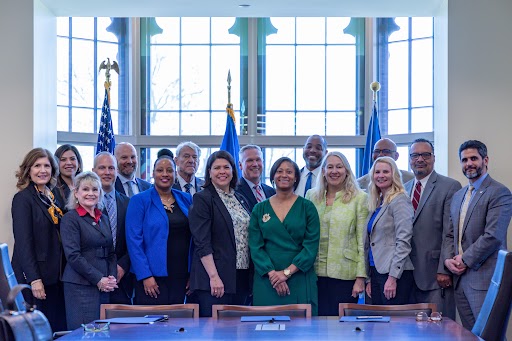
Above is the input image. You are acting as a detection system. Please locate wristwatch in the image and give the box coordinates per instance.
[283,268,292,278]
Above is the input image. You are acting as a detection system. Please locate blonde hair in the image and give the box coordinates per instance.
[368,156,405,212]
[309,151,361,204]
[66,171,104,211]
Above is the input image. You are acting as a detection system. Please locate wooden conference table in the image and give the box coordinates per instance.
[60,316,481,340]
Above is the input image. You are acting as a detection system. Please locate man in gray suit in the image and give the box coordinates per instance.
[358,138,414,191]
[443,140,512,330]
[404,138,461,320]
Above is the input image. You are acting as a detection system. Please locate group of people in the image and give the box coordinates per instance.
[10,135,511,332]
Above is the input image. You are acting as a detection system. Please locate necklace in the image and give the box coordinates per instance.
[159,193,175,213]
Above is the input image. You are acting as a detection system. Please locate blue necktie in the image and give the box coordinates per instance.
[304,172,313,196]
[105,193,117,248]
[184,183,192,193]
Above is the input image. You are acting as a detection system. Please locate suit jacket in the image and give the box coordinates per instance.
[102,191,131,272]
[115,177,152,196]
[126,187,192,281]
[404,171,461,291]
[358,169,415,192]
[61,209,117,286]
[11,185,63,286]
[443,175,512,290]
[306,190,368,280]
[189,184,251,294]
[172,176,205,193]
[235,178,276,212]
[365,193,414,279]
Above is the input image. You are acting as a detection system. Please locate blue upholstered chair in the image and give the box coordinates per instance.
[472,250,512,341]
[0,243,25,311]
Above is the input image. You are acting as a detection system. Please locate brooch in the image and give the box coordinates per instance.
[262,213,271,223]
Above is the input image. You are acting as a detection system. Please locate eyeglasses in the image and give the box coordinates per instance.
[415,311,442,322]
[82,322,110,332]
[373,149,396,156]
[410,152,433,161]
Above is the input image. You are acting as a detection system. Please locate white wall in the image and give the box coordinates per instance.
[0,0,56,250]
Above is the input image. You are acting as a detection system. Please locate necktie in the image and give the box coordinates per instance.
[304,172,313,196]
[412,181,422,211]
[126,180,135,197]
[254,185,264,203]
[458,185,474,254]
[105,193,117,248]
[184,183,192,193]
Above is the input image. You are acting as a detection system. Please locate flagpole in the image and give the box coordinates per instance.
[371,81,380,102]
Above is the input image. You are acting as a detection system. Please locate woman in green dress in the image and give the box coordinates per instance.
[249,157,320,315]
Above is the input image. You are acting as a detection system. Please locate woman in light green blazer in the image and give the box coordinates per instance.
[306,151,368,316]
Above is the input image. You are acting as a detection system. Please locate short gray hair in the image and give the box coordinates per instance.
[66,171,105,211]
[239,144,262,161]
[176,141,201,158]
[93,152,117,169]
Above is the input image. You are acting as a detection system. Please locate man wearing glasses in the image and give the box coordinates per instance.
[443,140,512,330]
[404,138,461,320]
[357,138,414,191]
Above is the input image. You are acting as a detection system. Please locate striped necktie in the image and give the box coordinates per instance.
[412,181,422,211]
[253,185,264,203]
[184,183,192,193]
[105,193,117,248]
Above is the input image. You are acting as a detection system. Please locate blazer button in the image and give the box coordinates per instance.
[371,243,375,246]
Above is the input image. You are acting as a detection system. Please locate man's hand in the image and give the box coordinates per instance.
[436,273,452,288]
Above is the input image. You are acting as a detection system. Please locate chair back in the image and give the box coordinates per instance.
[100,304,199,319]
[339,303,436,317]
[472,250,512,341]
[212,304,311,319]
[0,244,24,311]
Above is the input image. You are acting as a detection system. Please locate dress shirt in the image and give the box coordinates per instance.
[118,174,141,196]
[177,174,198,195]
[243,177,266,201]
[411,171,433,201]
[295,166,322,197]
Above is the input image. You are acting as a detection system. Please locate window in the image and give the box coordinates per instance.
[57,17,129,135]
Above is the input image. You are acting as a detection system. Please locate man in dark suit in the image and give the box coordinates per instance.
[404,138,461,320]
[357,138,414,191]
[172,141,204,194]
[93,151,133,305]
[295,135,328,197]
[114,142,151,197]
[235,144,275,212]
[443,140,512,330]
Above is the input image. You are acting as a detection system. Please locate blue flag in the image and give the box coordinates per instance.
[220,108,240,171]
[96,89,116,155]
[361,102,381,176]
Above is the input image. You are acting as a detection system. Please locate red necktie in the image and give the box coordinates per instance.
[254,185,264,203]
[412,181,422,211]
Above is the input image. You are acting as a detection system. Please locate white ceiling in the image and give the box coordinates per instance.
[40,0,445,17]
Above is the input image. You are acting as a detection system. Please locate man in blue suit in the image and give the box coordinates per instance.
[235,145,275,212]
[443,140,512,329]
[114,142,151,197]
[295,135,328,197]
[93,152,133,304]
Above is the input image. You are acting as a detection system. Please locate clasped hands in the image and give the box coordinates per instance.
[444,254,467,276]
[268,270,290,297]
[97,276,118,292]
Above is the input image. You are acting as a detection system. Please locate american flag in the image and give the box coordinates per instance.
[96,89,116,154]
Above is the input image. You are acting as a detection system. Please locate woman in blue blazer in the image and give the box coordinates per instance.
[365,156,414,305]
[126,155,193,305]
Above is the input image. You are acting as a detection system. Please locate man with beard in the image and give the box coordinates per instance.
[295,135,328,197]
[404,139,460,320]
[236,145,275,212]
[443,140,512,330]
[114,142,151,197]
